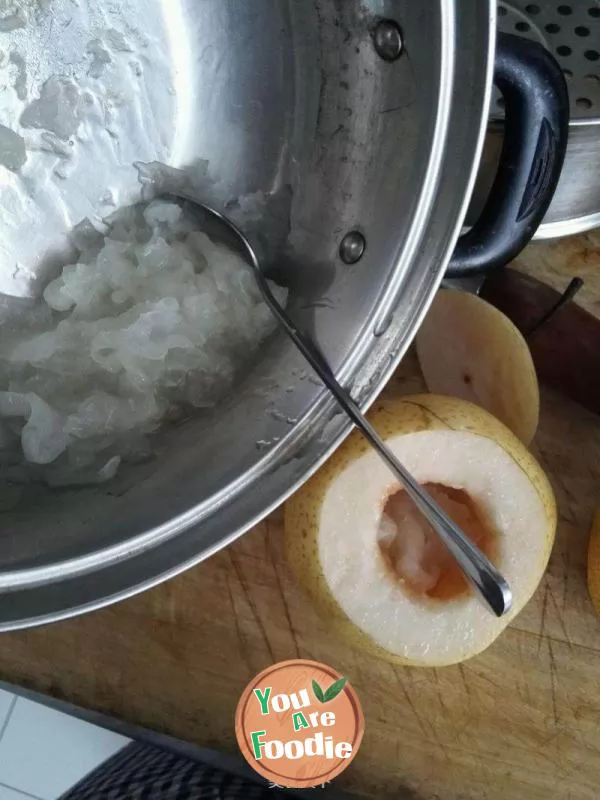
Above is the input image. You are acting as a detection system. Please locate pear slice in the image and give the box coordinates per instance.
[587,510,600,616]
[416,289,540,445]
[285,395,556,667]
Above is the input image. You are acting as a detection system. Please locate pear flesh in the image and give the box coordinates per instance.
[285,395,556,667]
[416,290,540,445]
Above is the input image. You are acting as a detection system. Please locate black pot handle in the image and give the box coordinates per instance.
[446,33,569,278]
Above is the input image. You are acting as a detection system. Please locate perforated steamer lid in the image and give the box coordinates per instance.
[495,2,600,119]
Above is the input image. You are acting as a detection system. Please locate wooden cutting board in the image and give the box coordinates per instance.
[1,233,600,800]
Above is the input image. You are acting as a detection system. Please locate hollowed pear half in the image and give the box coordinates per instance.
[416,290,539,445]
[285,395,556,667]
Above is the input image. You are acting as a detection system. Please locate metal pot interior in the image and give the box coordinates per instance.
[0,0,494,626]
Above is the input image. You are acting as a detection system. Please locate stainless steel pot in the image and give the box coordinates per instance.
[0,1,568,629]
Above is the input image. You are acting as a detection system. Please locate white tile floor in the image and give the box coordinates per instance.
[0,688,129,800]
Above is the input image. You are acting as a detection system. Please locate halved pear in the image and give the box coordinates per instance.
[416,290,539,445]
[285,395,556,667]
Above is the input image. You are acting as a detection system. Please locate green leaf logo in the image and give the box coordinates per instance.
[312,679,325,703]
[323,677,348,702]
[312,676,348,704]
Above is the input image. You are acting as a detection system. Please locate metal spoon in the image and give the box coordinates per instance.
[178,197,513,618]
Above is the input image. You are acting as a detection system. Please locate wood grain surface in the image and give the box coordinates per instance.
[0,237,599,800]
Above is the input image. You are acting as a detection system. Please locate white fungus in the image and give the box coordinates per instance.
[0,200,287,485]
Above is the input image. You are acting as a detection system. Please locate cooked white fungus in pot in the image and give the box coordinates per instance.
[0,200,287,486]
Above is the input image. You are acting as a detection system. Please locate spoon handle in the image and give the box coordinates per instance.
[338,398,512,618]
[190,201,513,618]
[258,275,513,618]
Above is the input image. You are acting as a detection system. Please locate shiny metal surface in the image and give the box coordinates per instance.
[0,0,495,628]
[470,0,600,239]
[338,231,366,265]
[373,20,404,62]
[190,199,512,617]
